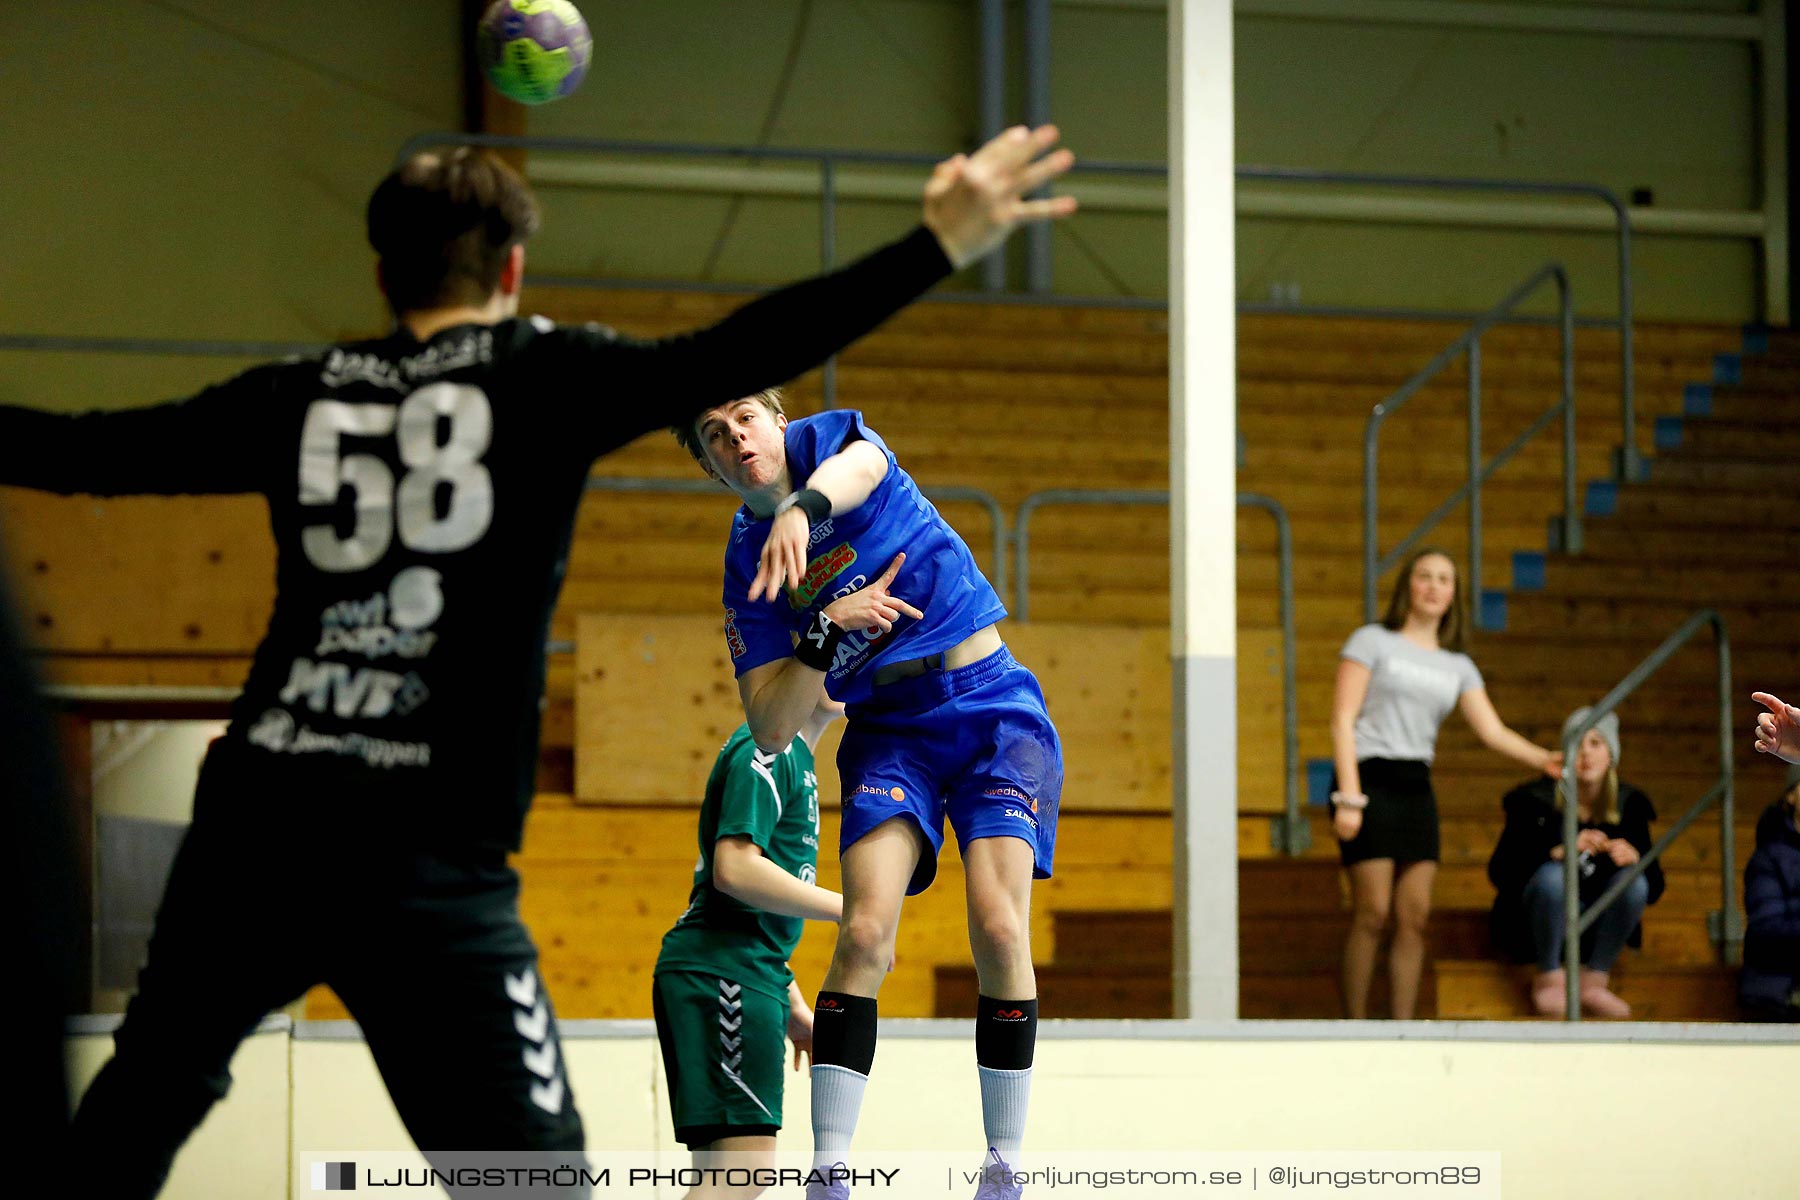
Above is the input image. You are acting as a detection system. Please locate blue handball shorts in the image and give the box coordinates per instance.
[837,646,1062,895]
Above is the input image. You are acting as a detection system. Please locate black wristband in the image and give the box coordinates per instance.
[794,610,845,672]
[778,487,832,527]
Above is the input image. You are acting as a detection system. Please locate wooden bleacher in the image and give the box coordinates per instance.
[4,293,1766,1021]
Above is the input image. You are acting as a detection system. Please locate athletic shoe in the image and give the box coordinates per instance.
[973,1149,1022,1200]
[806,1162,850,1200]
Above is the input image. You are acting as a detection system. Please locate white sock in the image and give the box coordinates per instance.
[811,1063,869,1169]
[978,1065,1032,1159]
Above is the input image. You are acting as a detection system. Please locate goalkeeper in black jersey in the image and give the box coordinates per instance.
[0,128,1076,1198]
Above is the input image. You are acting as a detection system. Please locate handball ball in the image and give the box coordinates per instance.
[478,0,593,106]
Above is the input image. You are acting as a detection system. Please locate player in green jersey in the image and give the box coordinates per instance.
[654,692,846,1196]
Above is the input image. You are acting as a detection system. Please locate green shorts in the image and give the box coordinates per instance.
[652,969,789,1147]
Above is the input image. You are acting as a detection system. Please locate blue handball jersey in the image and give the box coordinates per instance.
[721,410,1006,707]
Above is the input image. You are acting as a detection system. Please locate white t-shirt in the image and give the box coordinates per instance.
[1340,624,1485,763]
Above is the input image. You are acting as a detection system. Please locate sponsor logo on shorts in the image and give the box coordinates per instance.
[985,785,1038,813]
[723,608,747,659]
[788,542,858,609]
[1003,807,1038,827]
[853,783,906,802]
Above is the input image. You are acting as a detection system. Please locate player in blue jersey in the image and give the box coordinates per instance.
[676,390,1060,1200]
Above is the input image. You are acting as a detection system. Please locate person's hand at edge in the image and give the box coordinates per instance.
[1753,691,1800,764]
[922,125,1078,270]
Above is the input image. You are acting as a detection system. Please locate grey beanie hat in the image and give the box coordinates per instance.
[1563,707,1620,768]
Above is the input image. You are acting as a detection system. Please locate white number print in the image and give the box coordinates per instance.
[299,383,495,572]
[395,382,494,552]
[299,401,397,572]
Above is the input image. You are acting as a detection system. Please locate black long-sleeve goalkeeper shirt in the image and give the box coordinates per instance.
[0,227,952,853]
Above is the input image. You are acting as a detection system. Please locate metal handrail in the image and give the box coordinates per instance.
[1012,487,1303,853]
[582,475,1010,603]
[1554,608,1736,1021]
[394,132,948,171]
[1012,488,1168,624]
[1362,263,1577,624]
[1240,167,1637,477]
[394,134,1642,460]
[396,133,961,411]
[3,144,1644,435]
[1239,492,1305,855]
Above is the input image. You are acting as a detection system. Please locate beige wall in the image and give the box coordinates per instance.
[1231,11,1760,320]
[66,1022,291,1200]
[67,1024,1800,1198]
[91,721,221,826]
[0,0,1768,425]
[0,2,461,343]
[0,1,462,414]
[88,720,223,1012]
[523,0,1763,319]
[291,1033,671,1154]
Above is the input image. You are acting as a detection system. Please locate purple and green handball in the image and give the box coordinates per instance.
[477,0,593,106]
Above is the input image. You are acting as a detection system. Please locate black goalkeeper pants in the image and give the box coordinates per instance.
[70,767,587,1198]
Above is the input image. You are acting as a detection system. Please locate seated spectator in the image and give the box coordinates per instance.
[1739,765,1800,1021]
[1487,708,1663,1018]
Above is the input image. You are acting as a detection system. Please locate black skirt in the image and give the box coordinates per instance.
[1335,758,1440,866]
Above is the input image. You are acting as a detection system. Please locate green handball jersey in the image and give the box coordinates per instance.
[655,725,821,1000]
